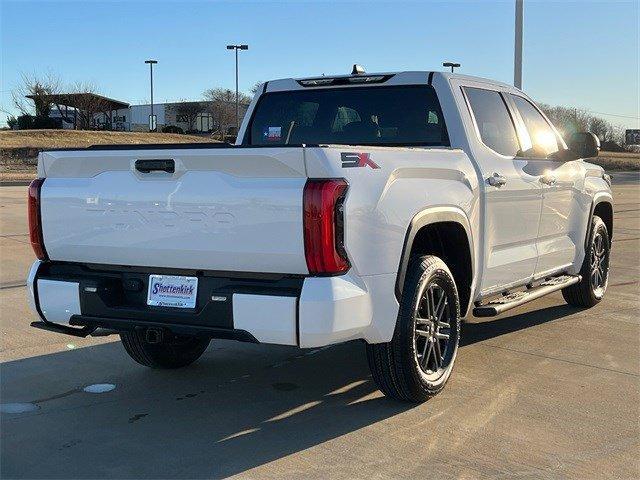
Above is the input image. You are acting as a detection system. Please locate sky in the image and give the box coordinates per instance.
[1,0,638,129]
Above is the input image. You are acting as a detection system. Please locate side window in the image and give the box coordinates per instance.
[510,95,560,157]
[464,87,520,157]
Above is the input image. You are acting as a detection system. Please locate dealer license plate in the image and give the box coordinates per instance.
[147,275,198,309]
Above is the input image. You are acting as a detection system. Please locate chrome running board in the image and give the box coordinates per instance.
[473,275,581,317]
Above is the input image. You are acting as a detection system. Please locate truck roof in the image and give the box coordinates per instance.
[264,70,518,93]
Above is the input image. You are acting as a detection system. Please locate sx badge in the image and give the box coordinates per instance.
[341,152,380,169]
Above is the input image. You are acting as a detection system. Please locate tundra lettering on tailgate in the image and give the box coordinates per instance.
[341,152,380,169]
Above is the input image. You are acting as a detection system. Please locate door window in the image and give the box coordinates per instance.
[463,87,520,157]
[510,95,560,158]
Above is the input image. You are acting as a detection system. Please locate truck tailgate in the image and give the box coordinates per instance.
[38,147,309,274]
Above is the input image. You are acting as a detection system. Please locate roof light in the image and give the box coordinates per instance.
[351,64,366,75]
[297,74,392,87]
[299,78,335,86]
[348,75,385,83]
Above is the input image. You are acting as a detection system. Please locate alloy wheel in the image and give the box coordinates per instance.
[590,230,609,295]
[413,281,457,381]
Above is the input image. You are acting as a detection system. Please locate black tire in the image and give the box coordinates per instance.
[366,255,461,403]
[562,215,610,308]
[120,330,210,369]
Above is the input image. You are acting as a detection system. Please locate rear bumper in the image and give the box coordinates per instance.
[27,261,398,347]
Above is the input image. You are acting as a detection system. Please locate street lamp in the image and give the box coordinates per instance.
[144,60,158,132]
[226,44,249,131]
[443,62,461,73]
[514,0,523,88]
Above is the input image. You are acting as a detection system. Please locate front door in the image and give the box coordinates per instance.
[506,94,583,277]
[462,86,543,295]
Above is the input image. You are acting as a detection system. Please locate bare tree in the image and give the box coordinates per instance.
[538,103,623,144]
[9,73,115,130]
[11,72,61,117]
[60,82,114,129]
[539,103,590,136]
[174,101,205,132]
[589,117,611,141]
[250,81,264,96]
[203,88,251,139]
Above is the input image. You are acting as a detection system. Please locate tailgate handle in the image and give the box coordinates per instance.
[135,159,175,173]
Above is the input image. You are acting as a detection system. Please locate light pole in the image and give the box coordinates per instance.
[443,62,461,73]
[226,44,248,131]
[514,0,523,88]
[145,60,158,131]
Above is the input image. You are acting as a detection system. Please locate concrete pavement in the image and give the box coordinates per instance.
[1,173,638,479]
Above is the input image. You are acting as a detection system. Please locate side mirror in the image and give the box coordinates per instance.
[568,132,600,159]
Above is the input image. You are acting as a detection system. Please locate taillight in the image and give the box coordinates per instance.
[303,179,349,275]
[28,178,48,261]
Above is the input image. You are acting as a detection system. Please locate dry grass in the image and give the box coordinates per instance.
[0,130,221,182]
[1,157,37,182]
[0,170,37,182]
[0,129,218,149]
[589,151,640,171]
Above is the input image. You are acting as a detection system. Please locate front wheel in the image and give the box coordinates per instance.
[562,215,610,308]
[367,255,461,403]
[120,330,210,369]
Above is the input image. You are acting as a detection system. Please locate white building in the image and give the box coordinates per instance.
[36,94,248,134]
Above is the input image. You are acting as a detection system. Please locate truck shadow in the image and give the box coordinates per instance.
[461,304,579,346]
[2,303,579,479]
[1,340,411,478]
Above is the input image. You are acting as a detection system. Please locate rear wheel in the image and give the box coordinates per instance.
[367,255,461,402]
[120,329,210,369]
[562,215,610,308]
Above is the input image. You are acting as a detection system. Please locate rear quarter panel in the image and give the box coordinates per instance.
[304,146,480,279]
[304,146,479,342]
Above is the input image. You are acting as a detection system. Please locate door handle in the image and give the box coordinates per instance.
[540,175,557,185]
[135,159,175,173]
[487,173,507,187]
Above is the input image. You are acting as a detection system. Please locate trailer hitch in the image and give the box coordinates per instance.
[144,327,164,344]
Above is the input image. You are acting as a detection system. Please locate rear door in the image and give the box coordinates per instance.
[461,86,543,295]
[39,147,309,274]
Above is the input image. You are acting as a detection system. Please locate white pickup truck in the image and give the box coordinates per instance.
[27,69,613,402]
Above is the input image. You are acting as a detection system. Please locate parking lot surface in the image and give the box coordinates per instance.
[1,173,639,479]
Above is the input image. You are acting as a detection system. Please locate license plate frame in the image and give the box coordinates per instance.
[147,275,198,309]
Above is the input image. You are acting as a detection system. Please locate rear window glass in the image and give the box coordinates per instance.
[247,85,448,146]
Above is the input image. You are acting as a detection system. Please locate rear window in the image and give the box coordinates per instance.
[246,85,449,146]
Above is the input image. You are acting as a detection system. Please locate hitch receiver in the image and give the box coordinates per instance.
[145,327,163,344]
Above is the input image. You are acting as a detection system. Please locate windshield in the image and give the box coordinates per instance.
[246,85,449,147]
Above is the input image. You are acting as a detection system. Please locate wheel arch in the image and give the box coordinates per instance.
[589,193,613,247]
[395,206,475,318]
